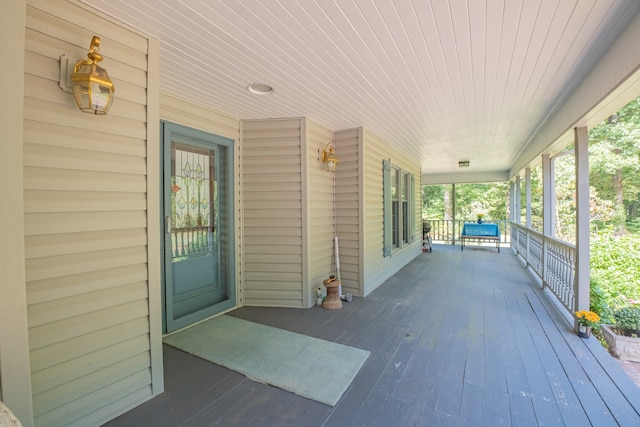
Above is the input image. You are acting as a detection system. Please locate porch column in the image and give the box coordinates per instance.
[509,180,515,222]
[451,183,456,245]
[574,127,590,317]
[0,1,34,425]
[525,167,532,228]
[542,154,552,291]
[542,154,553,237]
[515,175,521,224]
[508,180,515,249]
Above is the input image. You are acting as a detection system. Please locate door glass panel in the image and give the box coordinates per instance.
[171,142,215,261]
[170,142,223,317]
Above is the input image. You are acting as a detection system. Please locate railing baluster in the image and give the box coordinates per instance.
[173,231,179,258]
[511,222,575,315]
[171,226,212,259]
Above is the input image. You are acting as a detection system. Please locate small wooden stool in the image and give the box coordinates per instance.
[322,277,342,310]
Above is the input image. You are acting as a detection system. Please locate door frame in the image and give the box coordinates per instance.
[160,120,236,333]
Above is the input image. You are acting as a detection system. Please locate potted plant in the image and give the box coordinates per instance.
[575,310,600,338]
[602,304,640,362]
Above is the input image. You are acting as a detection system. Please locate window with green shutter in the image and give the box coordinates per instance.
[383,160,414,257]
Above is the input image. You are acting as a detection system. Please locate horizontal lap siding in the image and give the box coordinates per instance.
[363,130,422,296]
[335,128,362,296]
[307,121,334,306]
[242,119,304,307]
[24,2,152,426]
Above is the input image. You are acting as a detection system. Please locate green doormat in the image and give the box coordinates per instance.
[163,315,370,406]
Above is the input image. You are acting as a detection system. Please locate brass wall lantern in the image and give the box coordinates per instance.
[70,36,115,114]
[320,142,339,172]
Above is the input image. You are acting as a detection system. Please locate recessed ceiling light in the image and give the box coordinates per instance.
[246,83,274,95]
[458,160,470,167]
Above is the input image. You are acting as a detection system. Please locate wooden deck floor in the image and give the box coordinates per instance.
[105,245,640,426]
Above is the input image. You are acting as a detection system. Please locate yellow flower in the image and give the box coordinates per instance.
[575,310,600,327]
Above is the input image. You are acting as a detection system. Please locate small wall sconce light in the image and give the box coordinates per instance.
[458,160,470,168]
[65,36,115,114]
[319,142,339,172]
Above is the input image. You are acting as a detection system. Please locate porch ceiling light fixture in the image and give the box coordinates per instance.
[246,83,274,95]
[458,160,470,168]
[319,142,339,172]
[70,36,115,114]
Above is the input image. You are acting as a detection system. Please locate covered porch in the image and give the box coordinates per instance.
[106,244,640,426]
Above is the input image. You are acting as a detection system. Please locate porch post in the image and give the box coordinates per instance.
[509,180,515,249]
[509,180,515,222]
[574,127,590,317]
[542,154,553,237]
[525,167,532,228]
[542,154,552,290]
[515,175,521,224]
[451,183,456,245]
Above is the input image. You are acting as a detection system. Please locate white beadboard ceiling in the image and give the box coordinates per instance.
[82,0,639,179]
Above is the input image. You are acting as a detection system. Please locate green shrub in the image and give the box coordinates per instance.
[590,233,640,307]
[589,279,612,323]
[627,218,640,234]
[613,306,640,331]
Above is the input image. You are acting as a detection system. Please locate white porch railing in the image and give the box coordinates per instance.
[510,222,576,315]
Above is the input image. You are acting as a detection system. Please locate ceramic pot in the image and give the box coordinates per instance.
[577,324,591,338]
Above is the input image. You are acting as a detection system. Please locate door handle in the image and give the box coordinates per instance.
[165,216,171,233]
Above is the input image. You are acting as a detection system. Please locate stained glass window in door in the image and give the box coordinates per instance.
[171,142,216,260]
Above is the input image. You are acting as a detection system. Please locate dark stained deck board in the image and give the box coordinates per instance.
[529,282,640,425]
[525,290,618,425]
[520,292,591,425]
[104,245,640,426]
[512,292,567,424]
[508,392,538,427]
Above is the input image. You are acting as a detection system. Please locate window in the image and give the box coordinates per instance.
[402,171,410,245]
[391,166,399,249]
[383,160,414,257]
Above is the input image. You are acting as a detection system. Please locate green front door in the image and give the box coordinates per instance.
[162,121,235,333]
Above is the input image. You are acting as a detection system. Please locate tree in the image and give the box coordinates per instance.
[422,185,444,220]
[588,96,640,235]
[553,152,615,243]
[422,183,509,221]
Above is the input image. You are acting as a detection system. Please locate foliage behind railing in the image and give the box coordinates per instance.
[510,223,576,314]
[424,219,511,244]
